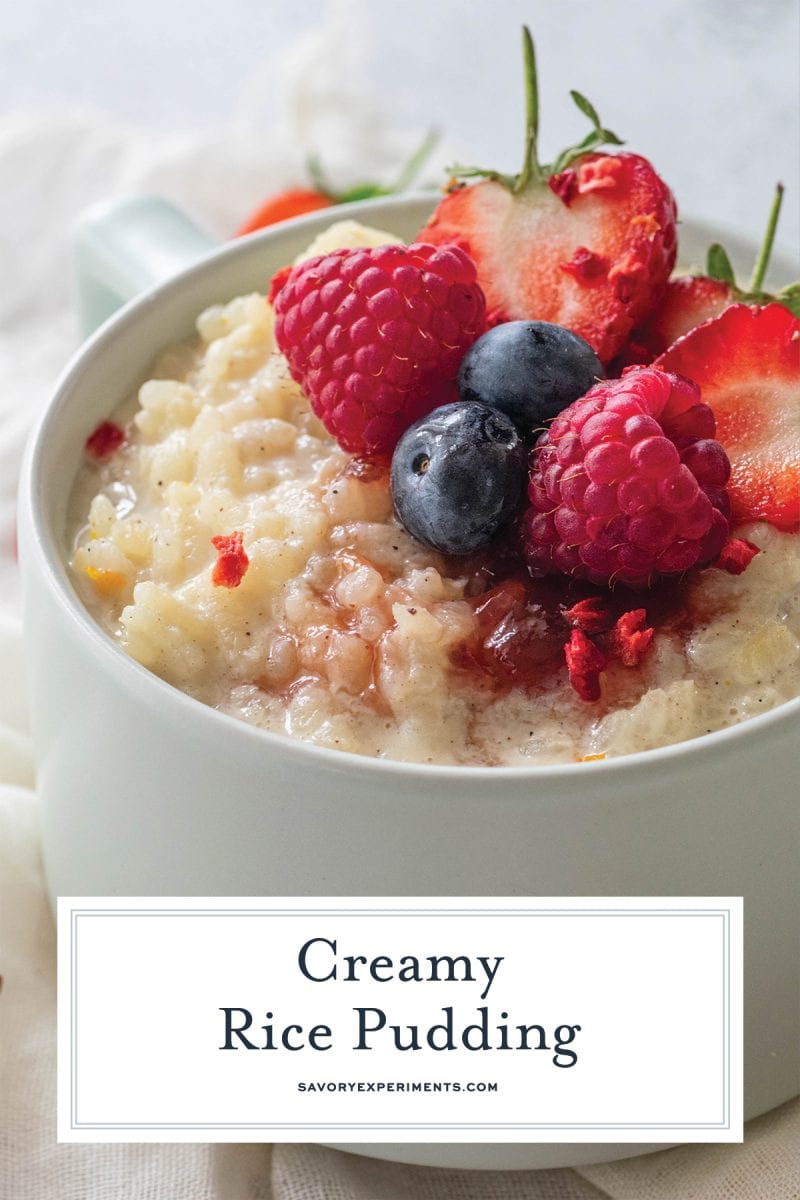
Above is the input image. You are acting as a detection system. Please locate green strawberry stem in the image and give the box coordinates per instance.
[514,26,545,191]
[447,26,622,190]
[750,182,784,293]
[703,182,798,313]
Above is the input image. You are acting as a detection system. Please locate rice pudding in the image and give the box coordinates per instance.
[67,220,800,767]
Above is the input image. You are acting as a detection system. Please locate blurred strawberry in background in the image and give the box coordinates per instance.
[233,128,438,234]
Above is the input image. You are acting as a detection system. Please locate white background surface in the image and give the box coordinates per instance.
[1,0,798,248]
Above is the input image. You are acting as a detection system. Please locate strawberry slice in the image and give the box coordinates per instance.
[627,184,800,361]
[416,29,677,364]
[629,275,733,363]
[655,303,800,531]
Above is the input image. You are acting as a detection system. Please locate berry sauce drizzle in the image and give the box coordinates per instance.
[448,536,702,699]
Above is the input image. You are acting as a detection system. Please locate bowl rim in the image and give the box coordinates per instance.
[19,192,800,783]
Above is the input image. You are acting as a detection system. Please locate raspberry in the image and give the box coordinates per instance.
[522,368,732,588]
[272,243,486,459]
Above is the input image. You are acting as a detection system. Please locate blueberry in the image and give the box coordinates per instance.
[457,321,604,439]
[390,401,527,555]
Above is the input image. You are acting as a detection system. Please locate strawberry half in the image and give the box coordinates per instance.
[416,28,677,364]
[629,183,800,361]
[655,303,800,531]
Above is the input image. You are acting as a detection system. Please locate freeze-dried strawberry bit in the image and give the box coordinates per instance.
[211,531,249,588]
[562,596,612,633]
[522,368,733,588]
[565,628,607,702]
[85,420,125,462]
[611,608,654,667]
[715,537,761,576]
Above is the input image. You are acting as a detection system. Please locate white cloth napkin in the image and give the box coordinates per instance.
[0,83,798,1200]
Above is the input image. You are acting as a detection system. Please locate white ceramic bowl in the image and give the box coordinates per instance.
[17,194,799,1171]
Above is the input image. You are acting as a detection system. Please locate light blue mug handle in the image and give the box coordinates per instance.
[74,195,218,337]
